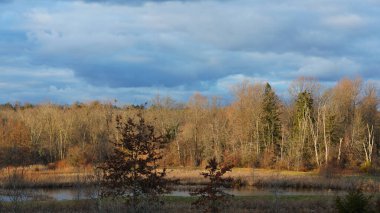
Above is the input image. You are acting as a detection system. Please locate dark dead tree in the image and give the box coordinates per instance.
[191,157,234,213]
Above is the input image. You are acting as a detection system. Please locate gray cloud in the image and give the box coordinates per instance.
[0,0,379,103]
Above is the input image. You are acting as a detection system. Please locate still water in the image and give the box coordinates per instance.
[0,186,343,202]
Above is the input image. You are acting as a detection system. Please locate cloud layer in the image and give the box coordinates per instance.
[0,0,379,104]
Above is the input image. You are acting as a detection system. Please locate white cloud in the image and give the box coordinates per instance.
[296,57,361,78]
[323,14,365,29]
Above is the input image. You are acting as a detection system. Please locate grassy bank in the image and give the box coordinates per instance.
[169,167,380,191]
[0,166,92,189]
[1,166,380,192]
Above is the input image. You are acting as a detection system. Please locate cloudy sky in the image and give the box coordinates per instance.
[0,0,379,104]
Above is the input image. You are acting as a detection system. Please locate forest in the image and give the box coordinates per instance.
[0,77,379,172]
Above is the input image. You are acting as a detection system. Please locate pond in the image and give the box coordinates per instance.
[0,186,344,202]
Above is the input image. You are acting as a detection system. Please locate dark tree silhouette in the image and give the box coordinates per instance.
[191,157,234,213]
[335,188,375,213]
[261,83,282,162]
[293,91,315,169]
[100,113,174,212]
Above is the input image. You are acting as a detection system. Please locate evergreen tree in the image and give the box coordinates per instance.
[294,91,313,123]
[190,157,234,213]
[293,91,315,169]
[100,114,175,212]
[261,83,282,160]
[335,188,375,213]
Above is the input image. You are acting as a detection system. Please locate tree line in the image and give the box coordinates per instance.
[0,77,379,171]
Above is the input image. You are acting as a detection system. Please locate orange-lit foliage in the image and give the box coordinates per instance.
[0,77,378,172]
[0,118,31,167]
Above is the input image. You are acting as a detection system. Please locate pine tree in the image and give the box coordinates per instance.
[293,91,314,169]
[100,113,174,212]
[190,157,234,213]
[261,83,282,161]
[294,91,313,123]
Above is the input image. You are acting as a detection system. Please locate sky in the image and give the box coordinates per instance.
[0,0,379,105]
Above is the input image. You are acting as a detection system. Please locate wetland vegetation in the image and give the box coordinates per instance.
[1,77,380,212]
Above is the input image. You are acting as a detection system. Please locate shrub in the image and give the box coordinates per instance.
[67,145,95,167]
[360,162,372,173]
[191,157,234,213]
[319,160,342,178]
[335,188,375,213]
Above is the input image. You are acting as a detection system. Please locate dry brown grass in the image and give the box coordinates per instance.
[166,167,380,191]
[166,167,256,185]
[1,166,380,192]
[0,166,93,189]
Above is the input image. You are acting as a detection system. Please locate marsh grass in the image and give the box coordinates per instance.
[253,175,380,192]
[1,166,379,193]
[167,168,380,192]
[0,166,92,189]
